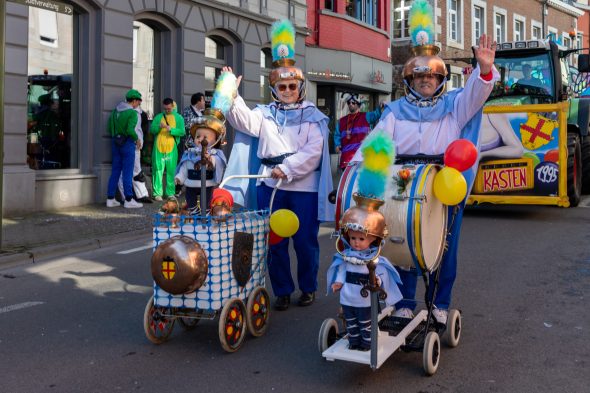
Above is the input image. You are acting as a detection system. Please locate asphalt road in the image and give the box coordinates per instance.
[1,204,589,393]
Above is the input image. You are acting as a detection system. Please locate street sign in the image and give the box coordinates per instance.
[9,0,73,15]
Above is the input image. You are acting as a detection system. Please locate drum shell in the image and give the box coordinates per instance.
[151,235,208,295]
[336,163,447,272]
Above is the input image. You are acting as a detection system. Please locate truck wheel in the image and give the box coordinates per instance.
[567,133,582,207]
[581,135,590,194]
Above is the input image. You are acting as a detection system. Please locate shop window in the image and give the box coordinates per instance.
[132,21,155,165]
[27,8,75,170]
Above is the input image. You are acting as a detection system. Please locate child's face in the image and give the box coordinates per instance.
[195,128,217,146]
[348,230,376,251]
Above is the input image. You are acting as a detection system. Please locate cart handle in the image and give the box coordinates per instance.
[219,174,282,212]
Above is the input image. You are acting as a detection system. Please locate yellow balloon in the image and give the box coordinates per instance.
[433,167,467,206]
[269,209,300,238]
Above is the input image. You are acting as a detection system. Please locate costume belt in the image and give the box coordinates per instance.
[260,153,294,167]
[345,271,369,285]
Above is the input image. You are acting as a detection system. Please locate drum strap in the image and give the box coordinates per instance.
[345,271,369,285]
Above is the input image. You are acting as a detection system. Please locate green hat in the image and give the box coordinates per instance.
[125,89,142,101]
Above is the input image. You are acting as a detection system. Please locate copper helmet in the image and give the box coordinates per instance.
[402,44,448,85]
[339,193,388,242]
[190,108,226,148]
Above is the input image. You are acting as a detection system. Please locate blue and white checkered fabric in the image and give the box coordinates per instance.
[152,210,269,311]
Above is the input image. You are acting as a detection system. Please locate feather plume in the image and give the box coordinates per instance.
[409,0,435,47]
[271,19,296,62]
[357,131,395,200]
[211,72,237,114]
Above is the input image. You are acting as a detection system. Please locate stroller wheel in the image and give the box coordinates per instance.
[422,331,440,376]
[443,309,461,348]
[318,318,339,355]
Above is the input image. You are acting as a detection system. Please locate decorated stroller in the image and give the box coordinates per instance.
[143,174,283,352]
[318,132,471,374]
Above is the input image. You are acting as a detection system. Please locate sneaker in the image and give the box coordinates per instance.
[106,198,120,208]
[393,307,414,319]
[124,199,143,209]
[298,292,315,307]
[274,295,290,311]
[432,309,448,325]
[154,196,163,201]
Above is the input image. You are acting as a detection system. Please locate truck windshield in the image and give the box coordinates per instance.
[488,53,553,103]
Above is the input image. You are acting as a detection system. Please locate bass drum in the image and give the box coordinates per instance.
[336,163,447,273]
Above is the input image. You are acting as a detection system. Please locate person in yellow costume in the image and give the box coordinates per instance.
[150,97,186,200]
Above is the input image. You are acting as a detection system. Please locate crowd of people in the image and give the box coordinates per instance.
[105,6,498,333]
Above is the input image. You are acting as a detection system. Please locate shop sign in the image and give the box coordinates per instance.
[369,69,386,84]
[307,69,353,81]
[10,0,73,15]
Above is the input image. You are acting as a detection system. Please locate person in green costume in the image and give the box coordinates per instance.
[150,97,185,200]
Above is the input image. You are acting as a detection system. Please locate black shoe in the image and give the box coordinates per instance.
[274,295,290,311]
[348,343,360,350]
[138,197,153,203]
[298,292,315,307]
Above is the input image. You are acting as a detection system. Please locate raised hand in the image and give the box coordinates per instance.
[474,34,496,75]
[221,66,242,91]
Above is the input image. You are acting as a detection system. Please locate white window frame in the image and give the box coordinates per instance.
[471,0,486,47]
[513,14,526,42]
[562,33,572,49]
[447,0,464,49]
[531,20,542,40]
[392,0,412,41]
[577,32,584,49]
[493,7,507,44]
[548,26,558,42]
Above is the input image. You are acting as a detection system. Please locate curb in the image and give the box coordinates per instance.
[0,230,152,270]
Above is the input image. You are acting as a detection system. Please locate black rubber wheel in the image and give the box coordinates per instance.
[567,133,582,207]
[581,135,590,194]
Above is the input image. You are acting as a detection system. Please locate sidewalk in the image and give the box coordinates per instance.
[0,201,161,266]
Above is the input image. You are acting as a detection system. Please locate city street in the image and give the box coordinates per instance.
[1,203,589,393]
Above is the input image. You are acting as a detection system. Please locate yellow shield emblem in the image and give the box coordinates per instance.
[519,113,557,150]
[161,260,176,280]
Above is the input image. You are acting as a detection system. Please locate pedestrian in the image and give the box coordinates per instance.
[334,93,382,171]
[351,0,498,325]
[117,106,152,203]
[150,98,185,201]
[181,92,206,152]
[105,89,144,209]
[223,19,334,311]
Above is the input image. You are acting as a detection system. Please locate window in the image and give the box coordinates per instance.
[260,0,267,13]
[577,33,583,49]
[27,7,75,170]
[548,27,558,43]
[205,35,234,108]
[393,0,412,40]
[473,4,485,43]
[531,21,542,40]
[495,12,506,43]
[449,74,462,90]
[205,37,224,60]
[260,48,272,102]
[514,15,525,41]
[346,0,378,27]
[288,1,295,20]
[325,0,334,11]
[563,35,571,49]
[448,0,461,43]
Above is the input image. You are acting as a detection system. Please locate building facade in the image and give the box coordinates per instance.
[2,0,306,215]
[391,0,583,96]
[305,0,392,153]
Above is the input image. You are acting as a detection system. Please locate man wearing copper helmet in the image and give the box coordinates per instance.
[352,1,498,326]
[223,20,334,311]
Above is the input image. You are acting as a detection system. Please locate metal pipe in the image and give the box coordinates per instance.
[0,0,6,249]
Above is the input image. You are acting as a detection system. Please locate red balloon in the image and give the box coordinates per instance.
[269,229,284,246]
[444,139,478,172]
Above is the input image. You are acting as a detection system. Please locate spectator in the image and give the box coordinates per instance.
[334,93,381,170]
[150,98,185,201]
[105,89,143,208]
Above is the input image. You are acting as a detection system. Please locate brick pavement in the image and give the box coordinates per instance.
[0,202,161,263]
